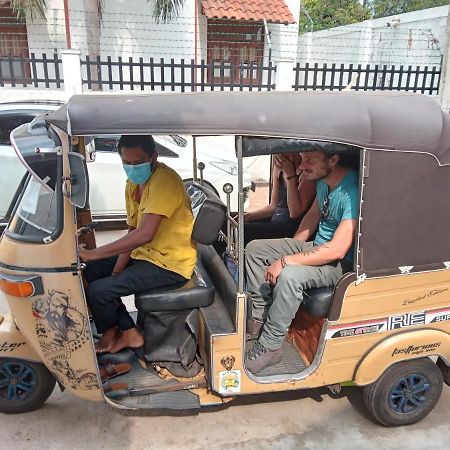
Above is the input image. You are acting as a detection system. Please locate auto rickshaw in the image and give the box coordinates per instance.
[1,90,450,427]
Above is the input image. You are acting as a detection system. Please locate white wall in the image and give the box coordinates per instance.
[297,5,448,68]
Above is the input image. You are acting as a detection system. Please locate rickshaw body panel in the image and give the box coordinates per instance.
[208,269,450,396]
[353,329,450,385]
[0,128,103,401]
[2,91,450,412]
[0,313,42,361]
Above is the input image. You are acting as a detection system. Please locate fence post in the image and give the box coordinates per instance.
[274,58,295,91]
[61,49,82,97]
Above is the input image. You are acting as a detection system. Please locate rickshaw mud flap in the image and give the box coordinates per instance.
[128,378,208,397]
[436,357,450,385]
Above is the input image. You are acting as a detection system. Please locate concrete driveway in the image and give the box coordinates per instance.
[2,380,450,450]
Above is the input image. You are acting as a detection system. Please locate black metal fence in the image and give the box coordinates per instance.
[293,62,441,95]
[1,53,443,96]
[0,53,63,88]
[80,56,276,91]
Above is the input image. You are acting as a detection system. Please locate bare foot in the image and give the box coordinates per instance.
[95,326,120,354]
[109,327,144,354]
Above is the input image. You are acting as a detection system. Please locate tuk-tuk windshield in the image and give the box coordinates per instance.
[7,174,58,240]
[6,119,63,243]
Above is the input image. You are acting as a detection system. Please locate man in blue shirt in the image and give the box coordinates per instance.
[245,149,359,374]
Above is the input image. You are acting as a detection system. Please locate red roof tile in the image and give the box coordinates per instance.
[201,0,296,25]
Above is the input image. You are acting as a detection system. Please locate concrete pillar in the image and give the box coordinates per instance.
[439,4,450,112]
[275,58,295,91]
[61,49,82,97]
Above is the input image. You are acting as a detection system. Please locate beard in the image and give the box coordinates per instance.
[303,166,331,181]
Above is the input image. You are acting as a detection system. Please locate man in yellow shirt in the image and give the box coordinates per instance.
[79,135,197,354]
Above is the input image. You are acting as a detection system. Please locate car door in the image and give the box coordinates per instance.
[0,112,37,228]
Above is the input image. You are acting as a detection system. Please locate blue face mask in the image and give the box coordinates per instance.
[123,162,153,185]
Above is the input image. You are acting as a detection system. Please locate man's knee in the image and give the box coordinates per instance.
[245,239,264,257]
[86,279,112,306]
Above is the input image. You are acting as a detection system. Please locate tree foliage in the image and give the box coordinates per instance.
[365,0,448,19]
[300,0,371,32]
[12,0,184,23]
[11,0,47,20]
[150,0,185,23]
[300,0,449,33]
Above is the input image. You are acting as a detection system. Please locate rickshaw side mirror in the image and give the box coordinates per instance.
[68,152,90,209]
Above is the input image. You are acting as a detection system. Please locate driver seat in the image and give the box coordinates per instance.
[134,182,226,377]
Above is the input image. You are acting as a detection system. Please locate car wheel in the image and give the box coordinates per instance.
[183,178,220,197]
[362,358,443,427]
[0,358,56,414]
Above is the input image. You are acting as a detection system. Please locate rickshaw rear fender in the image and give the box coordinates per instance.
[353,328,450,386]
[0,313,42,362]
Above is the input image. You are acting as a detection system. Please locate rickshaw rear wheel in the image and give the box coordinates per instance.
[362,358,443,427]
[0,358,56,414]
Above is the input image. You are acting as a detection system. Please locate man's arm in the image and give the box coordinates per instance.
[111,226,135,274]
[79,214,163,262]
[293,199,321,241]
[287,218,356,266]
[264,218,356,285]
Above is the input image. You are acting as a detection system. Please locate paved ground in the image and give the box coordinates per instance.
[2,185,450,449]
[2,384,450,449]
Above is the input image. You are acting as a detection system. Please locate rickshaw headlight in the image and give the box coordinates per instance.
[0,274,42,298]
[0,279,35,297]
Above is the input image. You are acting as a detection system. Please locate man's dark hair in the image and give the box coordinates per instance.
[321,147,360,170]
[117,135,156,157]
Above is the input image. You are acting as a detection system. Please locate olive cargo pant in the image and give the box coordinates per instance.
[245,238,352,351]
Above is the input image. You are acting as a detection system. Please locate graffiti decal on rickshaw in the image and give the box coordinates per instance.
[0,342,25,353]
[327,306,450,340]
[32,289,99,390]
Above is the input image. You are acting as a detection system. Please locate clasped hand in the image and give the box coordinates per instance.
[264,259,283,285]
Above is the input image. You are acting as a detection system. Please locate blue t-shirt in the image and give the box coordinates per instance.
[313,170,359,262]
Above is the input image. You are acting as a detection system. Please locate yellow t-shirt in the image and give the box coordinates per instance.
[125,162,197,279]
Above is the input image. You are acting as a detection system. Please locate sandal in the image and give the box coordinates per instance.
[99,360,132,381]
[102,380,129,398]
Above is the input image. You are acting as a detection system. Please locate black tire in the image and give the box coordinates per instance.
[362,358,443,427]
[0,358,56,414]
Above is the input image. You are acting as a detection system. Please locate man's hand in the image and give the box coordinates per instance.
[78,246,94,263]
[265,259,283,285]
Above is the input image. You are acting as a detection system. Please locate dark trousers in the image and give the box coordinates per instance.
[244,218,301,246]
[84,256,187,334]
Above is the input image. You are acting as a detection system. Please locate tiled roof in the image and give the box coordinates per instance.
[201,0,296,25]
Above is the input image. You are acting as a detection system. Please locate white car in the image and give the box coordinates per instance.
[0,101,253,226]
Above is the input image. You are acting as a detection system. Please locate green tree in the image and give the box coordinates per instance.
[364,0,448,19]
[11,0,46,20]
[12,0,185,22]
[300,0,371,33]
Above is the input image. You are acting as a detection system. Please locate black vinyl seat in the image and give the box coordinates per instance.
[134,182,227,377]
[134,261,215,312]
[301,287,334,318]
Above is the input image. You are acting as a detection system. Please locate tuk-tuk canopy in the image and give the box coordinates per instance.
[46,91,450,165]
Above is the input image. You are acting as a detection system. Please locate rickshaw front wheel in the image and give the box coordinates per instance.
[0,358,56,414]
[362,358,443,427]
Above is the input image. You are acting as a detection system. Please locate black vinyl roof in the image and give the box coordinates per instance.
[45,90,450,164]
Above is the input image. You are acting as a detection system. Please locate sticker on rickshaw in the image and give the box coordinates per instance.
[219,370,241,394]
[326,306,450,340]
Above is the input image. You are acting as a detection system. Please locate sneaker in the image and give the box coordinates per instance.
[245,341,283,374]
[245,319,263,341]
